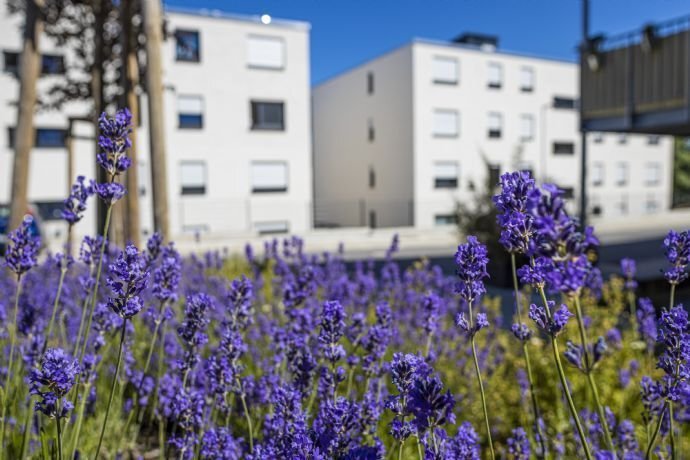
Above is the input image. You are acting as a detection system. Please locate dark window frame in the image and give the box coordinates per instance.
[251,101,285,131]
[553,142,575,155]
[553,96,577,109]
[369,166,376,189]
[488,165,501,188]
[434,214,458,226]
[3,51,65,76]
[8,127,67,149]
[178,113,204,130]
[175,29,201,63]
[367,71,374,95]
[434,178,458,189]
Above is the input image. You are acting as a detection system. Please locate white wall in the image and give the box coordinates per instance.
[313,46,414,228]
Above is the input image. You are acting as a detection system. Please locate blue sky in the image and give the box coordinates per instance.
[166,1,690,85]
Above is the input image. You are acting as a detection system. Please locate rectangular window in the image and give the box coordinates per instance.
[35,201,64,221]
[177,95,204,129]
[251,161,288,193]
[520,114,534,141]
[593,132,604,143]
[432,56,458,84]
[8,127,67,148]
[560,187,575,199]
[488,112,502,139]
[180,161,206,195]
[369,166,376,189]
[645,162,661,186]
[255,221,289,235]
[432,109,459,137]
[247,35,285,69]
[251,101,285,130]
[592,162,604,186]
[487,62,502,89]
[434,161,459,189]
[434,214,458,226]
[646,196,659,213]
[648,135,661,145]
[520,67,534,92]
[618,134,628,145]
[175,30,200,62]
[3,51,65,75]
[616,162,628,186]
[367,71,374,94]
[368,118,375,142]
[553,142,575,155]
[553,96,577,109]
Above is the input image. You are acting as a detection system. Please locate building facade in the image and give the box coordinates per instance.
[313,37,674,230]
[0,5,312,249]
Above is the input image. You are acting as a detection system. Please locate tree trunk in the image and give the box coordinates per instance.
[9,0,45,231]
[121,0,141,247]
[143,0,170,242]
[92,0,107,236]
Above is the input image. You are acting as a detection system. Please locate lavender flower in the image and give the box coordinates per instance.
[319,300,347,364]
[517,256,553,289]
[4,219,40,276]
[620,258,638,290]
[637,298,657,351]
[507,427,530,460]
[200,428,242,460]
[447,421,480,459]
[95,181,126,205]
[96,108,133,177]
[30,348,80,418]
[456,312,489,338]
[493,171,536,254]
[656,305,690,401]
[529,301,572,337]
[511,323,532,342]
[663,230,690,285]
[152,243,181,304]
[62,175,95,224]
[454,236,489,303]
[106,244,149,318]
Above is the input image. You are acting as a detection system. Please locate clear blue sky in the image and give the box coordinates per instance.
[165,0,689,85]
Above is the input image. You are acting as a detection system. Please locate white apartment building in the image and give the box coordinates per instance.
[312,35,674,230]
[0,5,312,248]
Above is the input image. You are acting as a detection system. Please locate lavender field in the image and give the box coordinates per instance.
[1,109,689,459]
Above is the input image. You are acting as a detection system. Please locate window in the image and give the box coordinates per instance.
[618,134,628,145]
[35,201,64,221]
[175,30,200,62]
[488,164,501,187]
[177,95,203,129]
[615,162,628,186]
[434,161,458,189]
[591,162,604,186]
[616,195,629,215]
[368,118,375,142]
[553,142,575,155]
[432,56,458,84]
[180,162,206,195]
[367,72,374,94]
[251,101,285,130]
[560,187,575,199]
[646,196,659,213]
[648,135,661,145]
[645,162,661,186]
[251,161,288,193]
[3,51,65,75]
[432,109,459,137]
[247,35,285,69]
[369,210,377,229]
[255,221,289,235]
[593,132,604,143]
[487,62,502,89]
[369,166,376,189]
[434,214,458,226]
[488,112,502,139]
[42,55,65,75]
[520,114,534,141]
[553,96,577,109]
[520,67,534,92]
[8,127,67,148]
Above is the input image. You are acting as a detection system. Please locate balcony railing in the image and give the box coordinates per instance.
[581,14,690,135]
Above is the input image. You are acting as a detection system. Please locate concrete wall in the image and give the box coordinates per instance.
[313,45,415,228]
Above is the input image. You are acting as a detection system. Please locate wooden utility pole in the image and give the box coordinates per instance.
[93,0,108,234]
[9,0,45,231]
[121,0,141,247]
[143,0,170,241]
